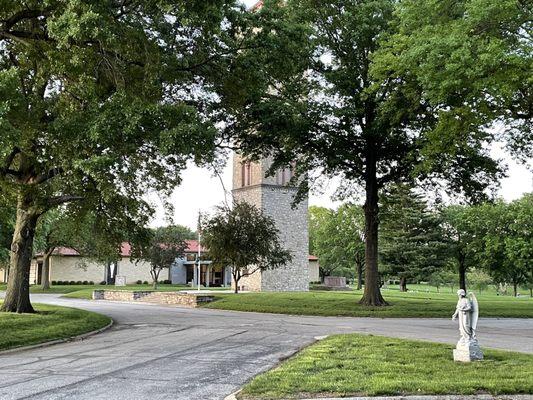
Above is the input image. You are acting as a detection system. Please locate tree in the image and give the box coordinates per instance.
[33,207,142,290]
[0,1,258,312]
[309,205,365,285]
[231,0,502,306]
[440,205,481,291]
[476,195,532,297]
[428,269,456,293]
[137,226,188,290]
[376,0,532,163]
[379,185,447,292]
[0,193,15,271]
[201,202,292,293]
[468,269,493,295]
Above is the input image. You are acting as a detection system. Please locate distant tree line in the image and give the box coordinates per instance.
[309,189,532,297]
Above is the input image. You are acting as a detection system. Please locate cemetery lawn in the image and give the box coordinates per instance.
[202,289,533,318]
[0,302,111,352]
[238,334,533,399]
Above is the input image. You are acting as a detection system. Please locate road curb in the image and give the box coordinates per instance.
[298,396,533,400]
[231,395,532,400]
[0,318,114,356]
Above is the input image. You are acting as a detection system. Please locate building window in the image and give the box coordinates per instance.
[242,161,252,187]
[276,163,296,186]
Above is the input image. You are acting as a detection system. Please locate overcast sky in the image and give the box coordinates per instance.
[149,0,532,230]
[149,150,532,230]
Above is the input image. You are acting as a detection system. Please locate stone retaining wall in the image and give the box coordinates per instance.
[92,290,214,307]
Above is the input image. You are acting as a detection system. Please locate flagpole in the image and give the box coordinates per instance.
[197,211,201,291]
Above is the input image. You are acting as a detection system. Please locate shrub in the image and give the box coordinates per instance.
[136,280,143,285]
[163,280,171,284]
[51,281,57,285]
[68,281,75,285]
[99,281,107,285]
[142,281,148,285]
[82,281,88,285]
[89,281,94,285]
[76,281,82,285]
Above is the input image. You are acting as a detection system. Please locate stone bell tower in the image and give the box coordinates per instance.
[231,154,309,292]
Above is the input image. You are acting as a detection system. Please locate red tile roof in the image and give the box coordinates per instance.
[42,241,318,262]
[251,0,263,11]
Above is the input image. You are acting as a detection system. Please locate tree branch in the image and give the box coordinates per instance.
[46,195,84,208]
[30,167,64,185]
[2,8,51,30]
[1,147,21,178]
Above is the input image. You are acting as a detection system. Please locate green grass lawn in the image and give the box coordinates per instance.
[0,283,193,295]
[203,288,533,318]
[0,302,111,352]
[239,334,533,399]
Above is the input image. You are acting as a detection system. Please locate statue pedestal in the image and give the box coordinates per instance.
[453,339,483,362]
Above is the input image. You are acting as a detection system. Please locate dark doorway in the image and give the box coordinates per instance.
[106,262,117,285]
[36,262,43,285]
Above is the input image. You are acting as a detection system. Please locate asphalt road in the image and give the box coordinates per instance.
[1,294,532,400]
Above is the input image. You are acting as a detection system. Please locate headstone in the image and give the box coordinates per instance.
[324,276,347,288]
[115,275,126,286]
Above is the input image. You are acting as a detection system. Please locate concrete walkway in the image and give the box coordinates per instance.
[0,294,532,400]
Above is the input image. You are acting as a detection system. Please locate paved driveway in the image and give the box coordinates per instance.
[1,294,532,400]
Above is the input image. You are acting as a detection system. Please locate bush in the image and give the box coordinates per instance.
[76,281,82,285]
[163,280,171,284]
[142,281,148,285]
[89,281,94,285]
[99,281,107,285]
[136,280,143,285]
[82,281,88,285]
[69,281,76,285]
[51,281,57,285]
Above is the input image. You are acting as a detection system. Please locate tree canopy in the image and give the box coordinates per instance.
[230,0,507,305]
[374,0,532,162]
[137,225,189,289]
[379,185,447,291]
[309,204,365,285]
[0,0,262,312]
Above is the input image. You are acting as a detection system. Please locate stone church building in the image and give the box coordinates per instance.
[232,154,309,291]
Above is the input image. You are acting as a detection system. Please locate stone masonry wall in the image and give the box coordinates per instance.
[260,185,309,291]
[92,290,214,307]
[231,153,309,292]
[231,184,263,291]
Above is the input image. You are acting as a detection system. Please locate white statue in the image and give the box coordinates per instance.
[452,289,483,362]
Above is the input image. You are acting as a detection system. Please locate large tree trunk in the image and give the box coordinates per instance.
[513,282,518,297]
[1,195,39,313]
[399,276,408,292]
[458,257,467,291]
[359,154,388,306]
[40,247,54,290]
[356,261,363,290]
[233,274,239,294]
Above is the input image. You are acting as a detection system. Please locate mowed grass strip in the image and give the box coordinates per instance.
[0,302,111,351]
[203,290,533,318]
[0,283,192,295]
[239,334,533,399]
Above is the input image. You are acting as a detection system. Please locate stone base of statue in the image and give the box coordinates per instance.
[453,339,483,362]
